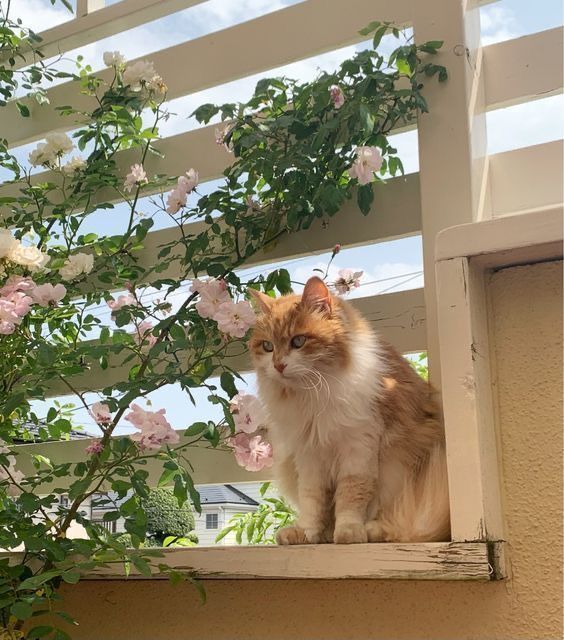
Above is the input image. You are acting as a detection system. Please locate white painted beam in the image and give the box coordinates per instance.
[8,0,207,69]
[435,206,563,265]
[41,288,426,397]
[4,0,412,147]
[133,174,421,277]
[488,140,564,217]
[484,27,564,111]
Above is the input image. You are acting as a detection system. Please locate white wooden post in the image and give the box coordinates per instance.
[435,208,563,541]
[76,0,105,17]
[412,0,489,388]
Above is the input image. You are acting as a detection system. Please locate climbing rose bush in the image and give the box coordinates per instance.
[0,5,446,635]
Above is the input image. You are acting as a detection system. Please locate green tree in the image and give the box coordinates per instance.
[141,488,195,544]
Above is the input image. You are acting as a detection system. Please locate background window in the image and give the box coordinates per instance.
[206,513,218,529]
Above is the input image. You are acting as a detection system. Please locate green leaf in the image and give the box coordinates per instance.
[2,391,24,416]
[358,20,381,36]
[18,569,62,591]
[184,422,208,437]
[359,103,375,135]
[357,184,374,215]
[61,570,81,584]
[220,372,238,399]
[396,58,411,75]
[16,102,30,117]
[131,555,152,577]
[11,600,33,619]
[215,526,235,543]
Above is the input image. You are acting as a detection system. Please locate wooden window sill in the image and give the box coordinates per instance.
[85,541,505,581]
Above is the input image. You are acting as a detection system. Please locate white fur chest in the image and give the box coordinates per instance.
[258,331,385,459]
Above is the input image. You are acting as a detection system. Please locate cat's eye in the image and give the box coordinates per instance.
[262,340,274,352]
[290,335,306,349]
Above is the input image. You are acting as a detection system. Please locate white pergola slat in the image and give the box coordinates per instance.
[43,287,426,397]
[8,0,208,69]
[483,27,564,110]
[488,140,564,217]
[4,0,412,148]
[7,3,562,149]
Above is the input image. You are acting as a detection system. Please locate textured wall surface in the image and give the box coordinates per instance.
[55,260,563,640]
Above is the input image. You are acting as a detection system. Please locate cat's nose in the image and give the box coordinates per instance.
[274,362,286,374]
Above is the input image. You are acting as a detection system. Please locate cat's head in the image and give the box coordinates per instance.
[248,277,352,388]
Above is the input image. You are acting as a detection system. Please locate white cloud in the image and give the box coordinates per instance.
[480,5,523,46]
[10,0,74,33]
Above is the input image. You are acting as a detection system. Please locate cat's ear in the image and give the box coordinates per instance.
[247,287,274,314]
[301,276,332,314]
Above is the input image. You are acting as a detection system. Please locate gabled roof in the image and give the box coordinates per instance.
[196,484,259,506]
[91,484,259,512]
[11,423,91,443]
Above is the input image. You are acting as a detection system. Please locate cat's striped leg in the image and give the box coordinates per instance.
[333,474,373,543]
[278,462,332,545]
[333,442,378,544]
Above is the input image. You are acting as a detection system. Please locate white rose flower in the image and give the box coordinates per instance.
[62,156,86,175]
[146,74,167,94]
[122,60,157,90]
[45,132,74,157]
[103,50,126,67]
[59,252,94,281]
[0,229,18,259]
[29,142,55,167]
[8,244,49,271]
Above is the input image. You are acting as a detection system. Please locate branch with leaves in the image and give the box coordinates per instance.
[0,13,445,637]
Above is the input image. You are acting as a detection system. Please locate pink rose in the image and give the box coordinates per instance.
[190,278,231,320]
[177,168,199,194]
[124,164,148,193]
[85,440,104,455]
[213,300,256,338]
[230,392,266,434]
[90,402,112,426]
[30,283,66,307]
[329,85,345,109]
[107,293,136,314]
[0,276,35,297]
[229,432,273,472]
[125,404,180,451]
[348,146,383,185]
[334,268,363,295]
[135,320,157,347]
[166,187,188,214]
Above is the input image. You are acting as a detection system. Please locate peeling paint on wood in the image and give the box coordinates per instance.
[82,542,504,582]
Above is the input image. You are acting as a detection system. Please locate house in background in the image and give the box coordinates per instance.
[195,483,261,546]
[85,482,263,545]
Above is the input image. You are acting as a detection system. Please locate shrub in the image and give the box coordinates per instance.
[141,488,195,543]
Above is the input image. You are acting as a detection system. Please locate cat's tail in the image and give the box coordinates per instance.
[368,445,451,542]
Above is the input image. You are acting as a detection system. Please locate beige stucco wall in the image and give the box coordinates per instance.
[54,260,563,640]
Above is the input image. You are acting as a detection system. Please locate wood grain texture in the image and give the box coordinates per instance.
[82,542,503,580]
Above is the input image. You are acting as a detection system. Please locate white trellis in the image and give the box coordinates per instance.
[3,0,563,580]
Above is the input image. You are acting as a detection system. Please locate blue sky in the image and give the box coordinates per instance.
[9,0,563,435]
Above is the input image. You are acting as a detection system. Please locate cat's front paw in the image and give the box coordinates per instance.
[276,525,309,545]
[333,522,368,544]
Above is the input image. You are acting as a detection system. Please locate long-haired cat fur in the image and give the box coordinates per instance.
[248,276,450,544]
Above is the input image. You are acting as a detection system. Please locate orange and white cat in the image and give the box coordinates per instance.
[249,276,450,544]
